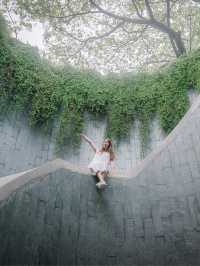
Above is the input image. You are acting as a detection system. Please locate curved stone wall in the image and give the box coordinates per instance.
[0,111,165,178]
[0,93,200,265]
[0,90,198,177]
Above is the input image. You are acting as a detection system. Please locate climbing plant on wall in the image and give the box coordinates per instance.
[0,15,200,153]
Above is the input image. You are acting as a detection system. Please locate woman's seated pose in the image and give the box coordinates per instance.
[80,134,115,189]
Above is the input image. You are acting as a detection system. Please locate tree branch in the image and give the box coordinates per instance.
[83,21,125,43]
[144,0,154,19]
[89,0,185,56]
[52,21,125,44]
[4,3,18,38]
[89,0,177,35]
[48,10,100,19]
[89,0,148,25]
[122,25,148,35]
[48,0,186,59]
[106,26,149,64]
[131,0,144,18]
[166,0,171,27]
[168,34,179,56]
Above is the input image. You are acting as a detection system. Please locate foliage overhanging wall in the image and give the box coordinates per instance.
[0,15,200,153]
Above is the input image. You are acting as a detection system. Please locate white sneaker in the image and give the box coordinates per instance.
[96,181,107,189]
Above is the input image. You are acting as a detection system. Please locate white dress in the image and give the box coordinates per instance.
[88,151,111,173]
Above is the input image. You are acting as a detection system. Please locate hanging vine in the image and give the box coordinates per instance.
[0,16,199,152]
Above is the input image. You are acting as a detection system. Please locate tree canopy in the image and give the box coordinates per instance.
[1,0,200,73]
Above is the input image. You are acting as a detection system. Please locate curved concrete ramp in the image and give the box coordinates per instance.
[1,96,200,265]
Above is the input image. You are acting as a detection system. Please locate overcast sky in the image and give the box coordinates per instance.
[1,7,46,53]
[17,21,45,51]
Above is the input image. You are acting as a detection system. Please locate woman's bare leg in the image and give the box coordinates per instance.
[89,168,96,176]
[96,171,108,188]
[96,171,106,183]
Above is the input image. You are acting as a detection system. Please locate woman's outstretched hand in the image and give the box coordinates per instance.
[80,133,85,139]
[80,134,97,152]
[80,133,88,141]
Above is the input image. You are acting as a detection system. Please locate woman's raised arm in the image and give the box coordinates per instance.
[80,134,97,152]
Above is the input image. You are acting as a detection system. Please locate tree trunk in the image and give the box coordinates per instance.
[169,31,186,57]
[148,19,186,57]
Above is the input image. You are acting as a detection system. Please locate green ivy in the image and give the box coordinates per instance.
[0,15,199,152]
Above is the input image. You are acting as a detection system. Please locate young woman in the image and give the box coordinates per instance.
[80,134,115,189]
